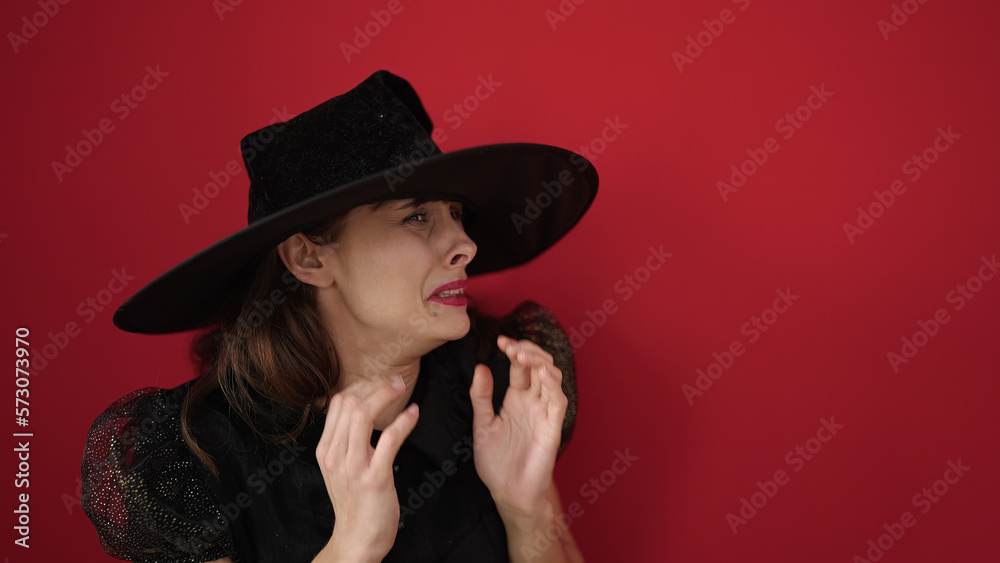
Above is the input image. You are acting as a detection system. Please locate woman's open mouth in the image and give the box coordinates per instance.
[428,280,468,306]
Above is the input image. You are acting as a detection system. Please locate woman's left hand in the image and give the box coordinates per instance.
[469,334,568,521]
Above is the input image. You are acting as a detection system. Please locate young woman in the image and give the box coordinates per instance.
[81,70,598,562]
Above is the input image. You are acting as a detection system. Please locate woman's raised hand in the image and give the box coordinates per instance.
[313,375,419,562]
[469,335,568,521]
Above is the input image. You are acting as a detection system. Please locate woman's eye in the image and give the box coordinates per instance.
[404,206,462,223]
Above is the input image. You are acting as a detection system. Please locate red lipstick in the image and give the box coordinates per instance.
[428,279,468,306]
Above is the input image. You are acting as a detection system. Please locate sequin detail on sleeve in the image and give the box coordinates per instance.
[81,384,236,562]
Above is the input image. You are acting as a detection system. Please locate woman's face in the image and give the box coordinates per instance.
[318,198,477,357]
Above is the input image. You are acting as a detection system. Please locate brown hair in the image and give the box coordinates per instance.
[180,200,502,475]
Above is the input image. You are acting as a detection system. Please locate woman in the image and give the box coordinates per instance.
[82,70,598,562]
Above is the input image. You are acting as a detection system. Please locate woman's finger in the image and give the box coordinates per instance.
[499,337,556,371]
[343,374,408,423]
[371,403,419,471]
[529,365,544,396]
[469,363,496,431]
[550,363,563,384]
[499,336,551,390]
[542,366,568,424]
[345,395,372,470]
[332,396,355,465]
[498,336,531,390]
[497,336,561,397]
[316,393,339,454]
[498,335,554,364]
[317,394,347,465]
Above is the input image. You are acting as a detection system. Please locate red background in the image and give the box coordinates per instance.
[3,0,999,561]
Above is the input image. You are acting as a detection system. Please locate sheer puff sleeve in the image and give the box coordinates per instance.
[81,383,236,563]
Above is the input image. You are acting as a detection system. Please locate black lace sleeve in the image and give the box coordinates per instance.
[81,384,236,562]
[503,301,579,457]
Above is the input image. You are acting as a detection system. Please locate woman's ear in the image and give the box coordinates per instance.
[277,233,335,288]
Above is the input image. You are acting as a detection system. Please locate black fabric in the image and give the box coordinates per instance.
[80,385,236,563]
[83,302,577,562]
[244,71,442,225]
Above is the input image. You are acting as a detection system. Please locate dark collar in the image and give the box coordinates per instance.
[283,328,510,469]
[374,329,510,468]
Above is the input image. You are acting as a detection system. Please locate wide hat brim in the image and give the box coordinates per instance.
[113,142,598,334]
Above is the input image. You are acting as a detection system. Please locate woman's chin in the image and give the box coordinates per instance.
[450,322,472,341]
[436,314,472,342]
[418,303,471,341]
[441,317,471,340]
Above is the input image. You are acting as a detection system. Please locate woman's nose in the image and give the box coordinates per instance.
[448,230,476,267]
[443,214,476,267]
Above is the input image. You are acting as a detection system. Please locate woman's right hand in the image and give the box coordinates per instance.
[312,374,420,562]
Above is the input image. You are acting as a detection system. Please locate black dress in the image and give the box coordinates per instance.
[81,302,577,563]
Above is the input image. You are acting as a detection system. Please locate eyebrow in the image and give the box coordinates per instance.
[392,198,432,211]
